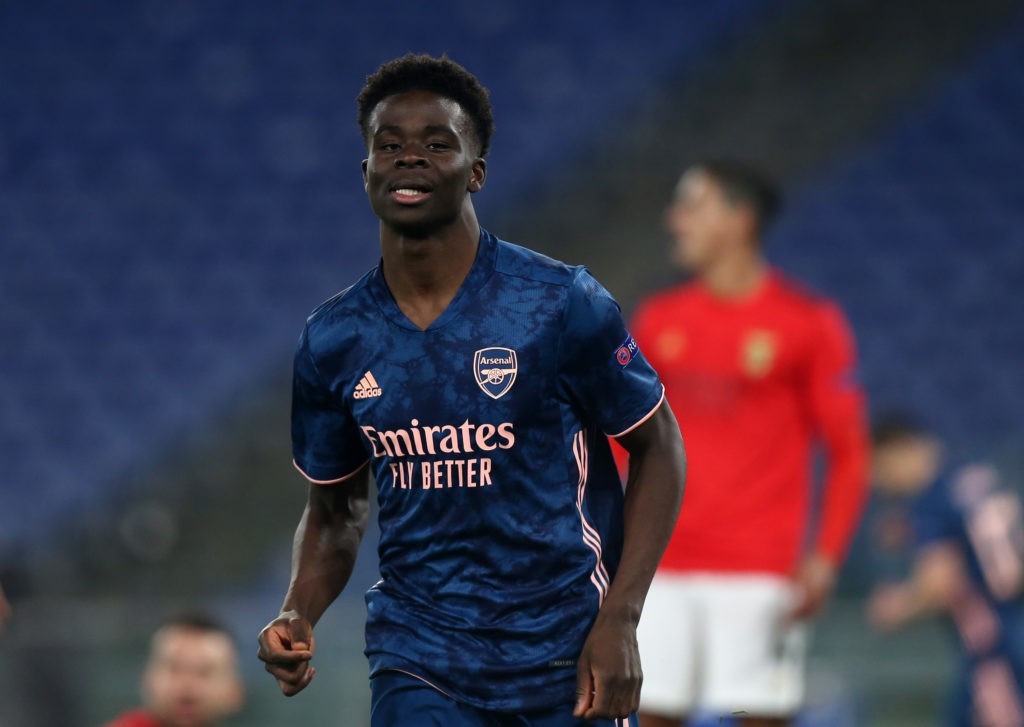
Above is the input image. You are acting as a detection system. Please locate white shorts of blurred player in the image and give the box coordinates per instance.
[636,572,807,719]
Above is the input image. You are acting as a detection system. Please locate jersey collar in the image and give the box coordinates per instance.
[368,228,498,332]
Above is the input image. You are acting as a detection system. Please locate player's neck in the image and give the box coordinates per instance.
[700,245,767,300]
[379,213,481,330]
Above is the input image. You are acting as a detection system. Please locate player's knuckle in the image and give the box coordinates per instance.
[608,672,630,688]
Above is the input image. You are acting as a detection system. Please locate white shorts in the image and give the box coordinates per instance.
[637,572,807,718]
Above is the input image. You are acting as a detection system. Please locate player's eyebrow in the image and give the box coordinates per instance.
[372,124,458,138]
[423,124,457,136]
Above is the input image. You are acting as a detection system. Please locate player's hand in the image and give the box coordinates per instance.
[573,609,642,720]
[257,611,316,696]
[867,583,912,631]
[789,553,836,621]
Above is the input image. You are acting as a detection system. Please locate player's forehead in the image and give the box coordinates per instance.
[368,90,471,138]
[151,626,235,662]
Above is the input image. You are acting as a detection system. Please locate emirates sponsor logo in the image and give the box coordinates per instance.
[360,418,516,491]
[360,419,515,458]
[353,371,383,399]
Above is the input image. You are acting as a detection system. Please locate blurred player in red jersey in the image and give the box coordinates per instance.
[629,162,869,727]
[104,613,244,727]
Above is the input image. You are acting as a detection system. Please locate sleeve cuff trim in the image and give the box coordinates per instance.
[292,458,369,485]
[608,386,666,439]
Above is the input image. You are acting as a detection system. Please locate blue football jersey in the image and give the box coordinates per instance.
[913,465,1024,607]
[291,230,665,712]
[911,464,1024,724]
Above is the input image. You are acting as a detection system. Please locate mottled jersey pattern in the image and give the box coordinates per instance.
[291,230,664,712]
[913,464,1024,725]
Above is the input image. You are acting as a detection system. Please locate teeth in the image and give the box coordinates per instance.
[394,188,425,197]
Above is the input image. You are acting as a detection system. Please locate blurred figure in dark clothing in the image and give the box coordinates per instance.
[868,413,1024,727]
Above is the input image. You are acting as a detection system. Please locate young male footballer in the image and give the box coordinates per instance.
[257,54,686,727]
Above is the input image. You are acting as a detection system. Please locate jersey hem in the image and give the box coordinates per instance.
[382,668,457,700]
[292,458,369,485]
[608,386,665,439]
[368,656,575,713]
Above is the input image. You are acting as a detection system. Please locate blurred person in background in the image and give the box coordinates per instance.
[104,612,244,727]
[627,161,869,727]
[868,414,1024,727]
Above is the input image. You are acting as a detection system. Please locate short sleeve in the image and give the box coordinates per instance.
[291,325,368,484]
[557,270,664,438]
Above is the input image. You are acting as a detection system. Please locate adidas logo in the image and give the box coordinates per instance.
[354,371,383,400]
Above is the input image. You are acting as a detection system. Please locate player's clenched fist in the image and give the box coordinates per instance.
[573,610,643,720]
[258,612,317,696]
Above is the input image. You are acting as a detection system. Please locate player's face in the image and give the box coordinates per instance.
[873,438,941,495]
[664,169,747,272]
[142,627,243,727]
[362,90,486,238]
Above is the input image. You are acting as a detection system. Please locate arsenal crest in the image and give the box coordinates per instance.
[474,347,518,400]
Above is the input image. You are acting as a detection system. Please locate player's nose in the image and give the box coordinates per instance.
[395,146,428,168]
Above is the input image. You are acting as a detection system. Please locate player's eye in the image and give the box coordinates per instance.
[426,141,451,151]
[377,142,400,152]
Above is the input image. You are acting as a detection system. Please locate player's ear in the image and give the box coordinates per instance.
[468,158,486,193]
[361,159,369,189]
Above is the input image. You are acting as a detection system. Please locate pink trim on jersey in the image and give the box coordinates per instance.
[574,429,609,604]
[389,668,457,700]
[966,492,1024,600]
[574,432,610,592]
[292,458,369,485]
[972,658,1024,727]
[950,582,1001,655]
[608,387,665,439]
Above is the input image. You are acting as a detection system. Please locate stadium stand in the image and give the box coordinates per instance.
[770,9,1024,457]
[0,0,790,544]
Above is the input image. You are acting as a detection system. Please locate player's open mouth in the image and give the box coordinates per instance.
[390,186,431,204]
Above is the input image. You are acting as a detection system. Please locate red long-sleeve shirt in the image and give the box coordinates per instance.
[628,271,868,575]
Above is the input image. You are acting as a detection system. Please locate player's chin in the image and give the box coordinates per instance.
[165,704,206,727]
[383,211,453,239]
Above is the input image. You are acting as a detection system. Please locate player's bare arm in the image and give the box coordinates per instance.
[574,401,686,720]
[868,542,964,631]
[258,468,370,696]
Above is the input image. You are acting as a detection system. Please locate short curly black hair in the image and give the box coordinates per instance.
[357,53,495,157]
